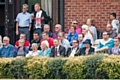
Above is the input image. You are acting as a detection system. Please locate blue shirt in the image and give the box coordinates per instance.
[97,38,114,50]
[89,26,97,40]
[39,48,51,57]
[0,44,15,58]
[16,12,32,27]
[68,32,78,45]
[79,42,85,48]
[61,38,70,51]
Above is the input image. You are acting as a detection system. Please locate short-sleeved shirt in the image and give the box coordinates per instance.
[16,12,32,27]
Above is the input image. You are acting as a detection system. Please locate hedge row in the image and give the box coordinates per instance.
[0,54,120,79]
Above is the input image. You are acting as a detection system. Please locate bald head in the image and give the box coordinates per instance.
[3,36,10,46]
[55,24,62,32]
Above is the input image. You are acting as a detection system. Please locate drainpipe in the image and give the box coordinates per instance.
[60,0,64,31]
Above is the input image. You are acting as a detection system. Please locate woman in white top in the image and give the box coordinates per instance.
[86,18,97,40]
[82,24,94,45]
[26,43,40,57]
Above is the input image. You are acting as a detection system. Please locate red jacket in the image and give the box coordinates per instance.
[15,40,30,48]
[40,38,54,48]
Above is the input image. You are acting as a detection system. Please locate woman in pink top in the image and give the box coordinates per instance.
[68,21,82,34]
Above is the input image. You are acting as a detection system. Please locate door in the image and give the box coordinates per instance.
[5,0,15,44]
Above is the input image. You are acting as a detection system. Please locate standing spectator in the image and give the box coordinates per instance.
[40,24,53,39]
[14,39,29,57]
[68,21,82,34]
[52,24,62,39]
[15,33,30,49]
[40,32,54,48]
[51,39,66,57]
[78,33,85,48]
[110,13,119,33]
[75,39,94,56]
[106,24,117,38]
[0,36,14,58]
[58,32,70,51]
[68,26,78,45]
[33,3,49,35]
[86,18,97,40]
[31,32,41,50]
[66,39,80,57]
[96,31,114,53]
[82,25,94,45]
[39,40,51,57]
[26,43,40,57]
[109,37,120,55]
[16,4,32,41]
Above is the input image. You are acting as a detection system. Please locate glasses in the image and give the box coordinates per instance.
[73,23,78,24]
[55,27,59,28]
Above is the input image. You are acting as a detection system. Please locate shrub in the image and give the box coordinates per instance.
[62,57,85,79]
[46,58,66,79]
[83,54,104,79]
[96,55,120,79]
[24,57,50,79]
[0,58,15,79]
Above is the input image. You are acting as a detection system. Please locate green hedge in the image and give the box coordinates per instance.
[0,54,120,79]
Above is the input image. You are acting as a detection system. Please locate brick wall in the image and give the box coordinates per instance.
[64,0,120,32]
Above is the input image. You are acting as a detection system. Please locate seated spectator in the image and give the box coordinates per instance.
[82,24,94,45]
[15,33,30,49]
[31,32,41,50]
[96,31,114,53]
[39,40,51,57]
[58,32,70,51]
[110,13,119,33]
[78,33,85,48]
[51,39,66,57]
[40,24,53,39]
[86,18,97,40]
[14,39,29,57]
[106,24,117,38]
[68,20,82,34]
[40,32,54,48]
[75,39,94,56]
[0,36,14,58]
[68,26,78,45]
[26,43,40,57]
[52,24,62,39]
[109,37,120,55]
[66,39,80,57]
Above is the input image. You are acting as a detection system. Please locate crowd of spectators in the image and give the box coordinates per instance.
[0,3,119,58]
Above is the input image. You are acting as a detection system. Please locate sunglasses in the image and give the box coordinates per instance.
[73,23,78,24]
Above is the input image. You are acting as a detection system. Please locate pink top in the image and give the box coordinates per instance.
[68,26,82,34]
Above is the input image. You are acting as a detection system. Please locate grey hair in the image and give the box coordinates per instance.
[32,43,38,49]
[44,24,50,28]
[41,40,49,48]
[18,39,25,43]
[23,4,29,8]
[3,36,10,41]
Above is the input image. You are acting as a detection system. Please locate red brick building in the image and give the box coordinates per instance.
[0,0,120,43]
[64,0,120,32]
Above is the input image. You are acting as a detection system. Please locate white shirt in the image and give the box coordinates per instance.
[83,31,94,45]
[26,50,40,57]
[112,19,119,33]
[55,46,60,57]
[69,47,77,57]
[35,10,42,28]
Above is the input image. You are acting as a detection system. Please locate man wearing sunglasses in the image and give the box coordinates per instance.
[66,39,80,57]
